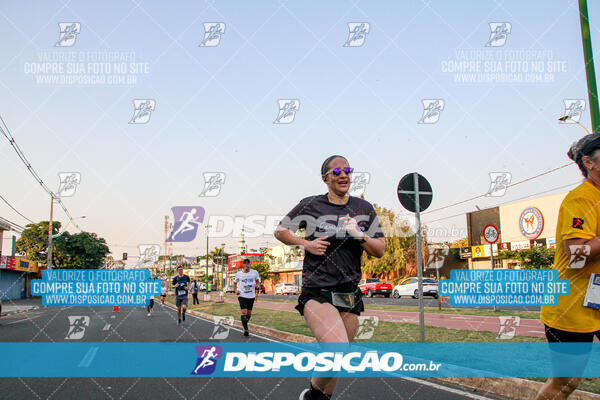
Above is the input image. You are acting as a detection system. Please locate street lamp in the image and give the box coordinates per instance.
[558,115,591,135]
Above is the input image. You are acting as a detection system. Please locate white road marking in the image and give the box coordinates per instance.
[78,346,99,368]
[102,323,111,331]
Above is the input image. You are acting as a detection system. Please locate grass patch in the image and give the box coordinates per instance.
[528,377,600,395]
[175,298,544,343]
[171,297,599,394]
[239,295,540,320]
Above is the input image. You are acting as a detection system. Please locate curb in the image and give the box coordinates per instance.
[1,305,40,317]
[167,300,600,400]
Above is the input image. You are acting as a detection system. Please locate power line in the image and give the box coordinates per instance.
[0,114,81,231]
[422,162,575,215]
[0,193,34,224]
[422,181,580,225]
[0,216,24,233]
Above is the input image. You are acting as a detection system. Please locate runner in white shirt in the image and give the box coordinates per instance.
[234,259,261,336]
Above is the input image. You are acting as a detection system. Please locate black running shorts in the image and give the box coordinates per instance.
[295,282,363,316]
[238,297,255,310]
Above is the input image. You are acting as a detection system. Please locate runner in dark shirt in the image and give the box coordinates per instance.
[171,266,190,326]
[275,155,385,400]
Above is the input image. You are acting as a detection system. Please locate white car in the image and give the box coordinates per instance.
[392,277,438,299]
[275,283,299,295]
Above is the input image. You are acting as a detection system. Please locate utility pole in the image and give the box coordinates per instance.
[47,194,54,269]
[205,225,212,295]
[164,216,169,274]
[579,0,600,132]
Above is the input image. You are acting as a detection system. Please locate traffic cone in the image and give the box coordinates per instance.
[113,305,120,312]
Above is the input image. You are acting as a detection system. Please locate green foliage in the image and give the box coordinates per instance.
[250,262,271,282]
[15,221,109,268]
[16,221,63,263]
[52,231,110,269]
[498,246,555,269]
[361,204,424,278]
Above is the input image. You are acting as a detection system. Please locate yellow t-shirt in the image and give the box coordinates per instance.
[541,181,600,333]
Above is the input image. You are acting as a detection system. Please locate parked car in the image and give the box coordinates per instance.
[392,277,438,299]
[358,278,393,298]
[224,285,236,294]
[275,283,299,295]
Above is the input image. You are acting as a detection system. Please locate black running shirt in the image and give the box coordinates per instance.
[172,275,190,297]
[279,194,384,288]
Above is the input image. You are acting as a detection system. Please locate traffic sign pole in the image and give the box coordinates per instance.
[484,224,500,312]
[413,172,425,343]
[397,172,433,343]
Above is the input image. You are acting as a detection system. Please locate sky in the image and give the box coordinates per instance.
[0,0,598,265]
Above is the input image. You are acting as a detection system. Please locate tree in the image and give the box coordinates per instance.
[448,237,468,248]
[16,221,64,263]
[360,204,426,280]
[52,231,110,269]
[16,221,110,269]
[498,246,555,269]
[249,262,271,283]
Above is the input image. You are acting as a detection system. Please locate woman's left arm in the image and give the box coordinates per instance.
[340,214,385,258]
[360,236,385,258]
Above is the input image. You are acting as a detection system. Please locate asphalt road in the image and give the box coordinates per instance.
[0,303,500,400]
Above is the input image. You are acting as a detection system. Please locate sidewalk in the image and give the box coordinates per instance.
[1,297,41,316]
[222,297,546,338]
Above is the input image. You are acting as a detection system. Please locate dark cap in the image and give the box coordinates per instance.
[568,133,600,163]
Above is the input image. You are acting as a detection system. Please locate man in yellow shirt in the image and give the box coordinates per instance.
[537,133,600,399]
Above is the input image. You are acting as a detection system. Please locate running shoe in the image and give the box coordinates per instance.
[243,329,249,337]
[178,319,181,326]
[147,313,151,317]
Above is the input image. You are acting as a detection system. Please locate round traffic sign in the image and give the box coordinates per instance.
[397,173,433,213]
[483,224,499,244]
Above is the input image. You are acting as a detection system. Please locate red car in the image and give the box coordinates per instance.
[358,278,393,298]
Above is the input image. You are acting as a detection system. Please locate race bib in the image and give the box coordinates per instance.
[583,273,600,310]
[177,289,186,296]
[242,285,253,293]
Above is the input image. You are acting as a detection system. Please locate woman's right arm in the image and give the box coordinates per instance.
[274,226,330,256]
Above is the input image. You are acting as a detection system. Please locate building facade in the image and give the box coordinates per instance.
[463,191,567,269]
